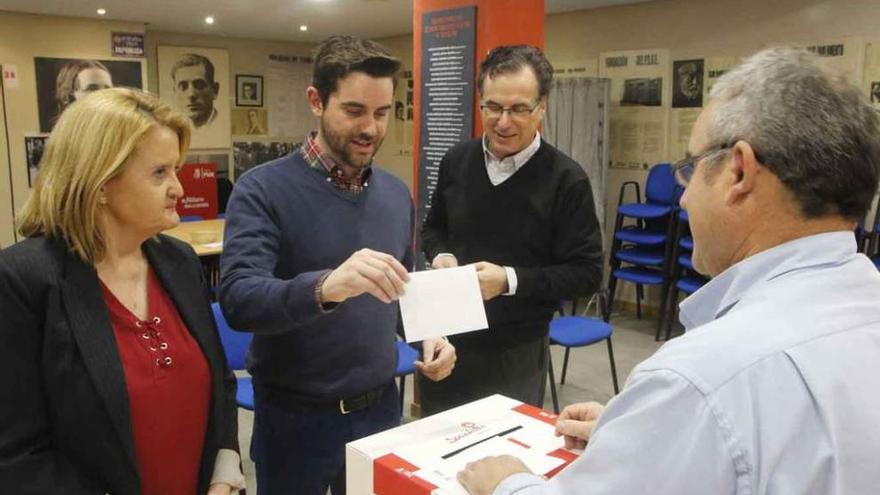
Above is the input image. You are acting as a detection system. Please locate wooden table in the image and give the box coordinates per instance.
[164,219,225,257]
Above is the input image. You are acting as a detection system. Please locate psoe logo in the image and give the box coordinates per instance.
[444,421,486,444]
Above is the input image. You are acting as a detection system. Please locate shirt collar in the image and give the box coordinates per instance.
[482,131,542,169]
[679,231,859,331]
[301,131,372,193]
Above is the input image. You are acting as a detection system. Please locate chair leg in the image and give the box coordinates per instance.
[655,280,671,341]
[664,288,679,341]
[606,338,620,395]
[605,275,618,322]
[636,284,643,319]
[560,347,571,385]
[398,375,405,417]
[547,347,560,414]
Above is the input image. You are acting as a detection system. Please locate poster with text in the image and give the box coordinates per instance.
[600,49,670,170]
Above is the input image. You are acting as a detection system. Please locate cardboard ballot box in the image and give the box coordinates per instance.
[346,394,578,495]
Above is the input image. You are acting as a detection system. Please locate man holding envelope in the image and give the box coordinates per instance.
[419,45,604,415]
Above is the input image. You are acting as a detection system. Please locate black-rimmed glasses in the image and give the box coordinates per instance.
[479,100,541,120]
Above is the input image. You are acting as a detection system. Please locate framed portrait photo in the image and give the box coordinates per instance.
[236,74,263,107]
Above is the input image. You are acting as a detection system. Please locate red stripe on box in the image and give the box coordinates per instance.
[544,448,578,478]
[512,403,559,426]
[507,437,531,449]
[374,453,438,495]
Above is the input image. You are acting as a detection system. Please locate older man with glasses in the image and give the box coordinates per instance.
[458,47,880,495]
[419,44,603,416]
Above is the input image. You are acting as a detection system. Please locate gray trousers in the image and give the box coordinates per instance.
[417,331,549,417]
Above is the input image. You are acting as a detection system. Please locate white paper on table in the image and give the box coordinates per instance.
[399,265,488,343]
[201,241,223,248]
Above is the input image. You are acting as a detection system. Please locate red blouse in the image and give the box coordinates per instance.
[100,267,211,495]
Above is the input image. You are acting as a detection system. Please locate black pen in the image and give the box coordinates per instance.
[441,425,523,459]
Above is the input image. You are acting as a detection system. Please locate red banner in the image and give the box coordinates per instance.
[176,162,218,220]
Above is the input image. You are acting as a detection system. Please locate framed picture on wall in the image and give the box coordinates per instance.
[24,134,49,188]
[158,45,231,149]
[236,74,263,107]
[33,57,143,132]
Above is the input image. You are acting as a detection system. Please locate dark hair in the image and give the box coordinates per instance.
[312,35,401,106]
[708,47,880,221]
[171,53,216,84]
[477,45,554,98]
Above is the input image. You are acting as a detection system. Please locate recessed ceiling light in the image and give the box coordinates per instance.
[205,16,215,25]
[300,24,308,32]
[97,8,106,15]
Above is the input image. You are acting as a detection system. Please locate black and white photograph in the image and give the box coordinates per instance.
[231,108,268,135]
[34,57,143,132]
[672,59,704,108]
[871,81,880,104]
[236,74,264,107]
[233,140,299,178]
[158,45,231,149]
[24,134,49,187]
[620,77,662,106]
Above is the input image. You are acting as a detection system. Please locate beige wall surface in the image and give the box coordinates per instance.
[373,33,415,193]
[0,12,146,246]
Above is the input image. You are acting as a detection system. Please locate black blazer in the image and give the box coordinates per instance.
[0,235,239,494]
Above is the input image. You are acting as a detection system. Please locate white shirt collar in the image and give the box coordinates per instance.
[482,132,541,185]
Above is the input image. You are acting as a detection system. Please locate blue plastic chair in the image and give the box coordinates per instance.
[658,211,709,340]
[394,341,419,416]
[546,293,619,414]
[211,302,254,410]
[606,164,683,327]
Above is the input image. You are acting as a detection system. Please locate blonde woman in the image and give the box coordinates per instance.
[0,88,244,494]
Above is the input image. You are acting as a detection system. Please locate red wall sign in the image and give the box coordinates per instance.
[176,162,218,220]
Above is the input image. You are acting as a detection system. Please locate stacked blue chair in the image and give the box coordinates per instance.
[211,303,255,410]
[605,163,682,335]
[394,340,419,417]
[546,293,619,414]
[658,210,709,340]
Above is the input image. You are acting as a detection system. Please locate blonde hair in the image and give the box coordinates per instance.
[18,87,191,263]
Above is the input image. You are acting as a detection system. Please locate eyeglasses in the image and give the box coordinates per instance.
[672,144,734,186]
[479,100,541,120]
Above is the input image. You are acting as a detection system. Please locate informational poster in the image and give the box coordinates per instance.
[863,41,880,110]
[265,54,313,141]
[391,71,414,156]
[416,5,476,268]
[600,49,670,170]
[668,56,738,159]
[176,162,218,219]
[793,38,864,86]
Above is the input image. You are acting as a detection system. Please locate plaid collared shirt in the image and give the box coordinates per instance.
[301,131,372,194]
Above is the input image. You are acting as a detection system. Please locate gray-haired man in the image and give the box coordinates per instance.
[459,47,880,495]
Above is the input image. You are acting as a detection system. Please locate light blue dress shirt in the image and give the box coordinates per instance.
[495,231,880,494]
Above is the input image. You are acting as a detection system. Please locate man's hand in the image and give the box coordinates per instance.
[457,455,531,495]
[472,262,508,300]
[415,337,456,381]
[432,254,459,269]
[321,249,410,304]
[206,482,233,495]
[554,401,605,450]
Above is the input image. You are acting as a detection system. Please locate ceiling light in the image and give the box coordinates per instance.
[205,16,215,25]
[300,25,308,32]
[97,8,106,15]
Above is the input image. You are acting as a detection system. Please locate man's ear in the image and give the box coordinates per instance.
[211,82,220,96]
[306,87,323,117]
[727,140,758,206]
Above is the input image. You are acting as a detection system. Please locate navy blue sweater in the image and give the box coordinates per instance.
[219,150,414,399]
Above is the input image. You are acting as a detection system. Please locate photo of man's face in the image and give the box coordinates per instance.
[72,67,113,102]
[678,62,701,100]
[243,83,256,100]
[173,60,219,127]
[871,82,880,104]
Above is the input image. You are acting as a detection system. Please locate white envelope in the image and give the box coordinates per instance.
[399,265,489,342]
